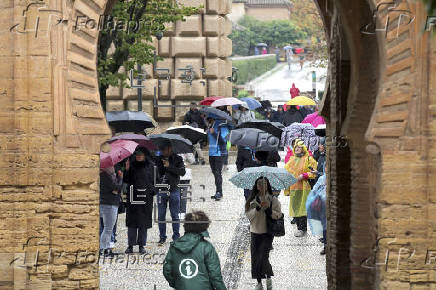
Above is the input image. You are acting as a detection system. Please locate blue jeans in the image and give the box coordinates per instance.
[100,216,117,243]
[99,205,118,250]
[158,189,181,240]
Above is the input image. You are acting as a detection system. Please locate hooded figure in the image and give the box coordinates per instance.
[233,102,255,125]
[284,140,317,237]
[289,83,300,98]
[281,105,304,127]
[163,211,226,290]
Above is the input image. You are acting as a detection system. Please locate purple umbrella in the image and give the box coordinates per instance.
[109,134,156,150]
[100,140,138,169]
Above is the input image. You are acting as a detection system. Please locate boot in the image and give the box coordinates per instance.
[139,246,146,254]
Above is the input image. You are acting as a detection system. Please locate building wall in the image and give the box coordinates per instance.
[228,2,246,23]
[245,7,290,21]
[106,0,233,126]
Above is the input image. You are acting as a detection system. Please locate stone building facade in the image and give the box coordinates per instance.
[0,0,435,289]
[229,0,292,23]
[105,0,233,126]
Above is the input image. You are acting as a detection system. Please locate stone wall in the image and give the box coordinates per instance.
[245,7,290,21]
[106,0,233,126]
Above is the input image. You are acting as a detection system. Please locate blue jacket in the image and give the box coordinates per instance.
[208,121,230,157]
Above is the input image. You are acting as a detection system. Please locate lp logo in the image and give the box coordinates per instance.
[360,1,415,38]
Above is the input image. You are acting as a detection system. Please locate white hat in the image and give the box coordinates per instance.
[240,102,250,110]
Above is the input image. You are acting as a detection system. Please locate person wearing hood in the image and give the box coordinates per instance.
[123,148,156,254]
[233,102,255,125]
[183,102,206,130]
[163,211,226,290]
[312,137,326,184]
[289,83,300,98]
[281,105,304,127]
[284,140,317,237]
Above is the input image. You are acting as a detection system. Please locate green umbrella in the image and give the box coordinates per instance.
[229,166,297,191]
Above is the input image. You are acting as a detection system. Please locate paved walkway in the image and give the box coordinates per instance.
[100,158,327,289]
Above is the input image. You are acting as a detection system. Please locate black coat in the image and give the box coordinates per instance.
[123,159,156,229]
[183,109,206,129]
[269,111,283,123]
[100,171,122,206]
[156,154,186,192]
[281,108,304,127]
[236,147,256,172]
[255,151,281,168]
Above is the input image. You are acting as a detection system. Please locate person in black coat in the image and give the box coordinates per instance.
[100,166,122,257]
[236,146,257,200]
[183,102,206,130]
[281,105,304,127]
[269,106,284,123]
[156,141,186,245]
[312,137,326,184]
[123,148,156,254]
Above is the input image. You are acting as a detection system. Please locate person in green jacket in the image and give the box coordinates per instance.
[163,210,227,290]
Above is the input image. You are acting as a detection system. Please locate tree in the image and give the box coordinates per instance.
[98,0,199,110]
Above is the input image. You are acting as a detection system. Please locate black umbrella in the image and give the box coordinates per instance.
[236,120,283,139]
[200,107,233,122]
[314,124,326,137]
[166,125,207,144]
[229,128,280,151]
[106,111,155,133]
[272,122,285,129]
[149,134,193,154]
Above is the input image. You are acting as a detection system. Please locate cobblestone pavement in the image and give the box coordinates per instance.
[100,157,327,289]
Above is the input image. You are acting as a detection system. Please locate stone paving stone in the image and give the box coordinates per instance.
[100,159,327,289]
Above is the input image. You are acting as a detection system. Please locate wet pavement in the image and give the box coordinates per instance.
[100,155,327,290]
[250,61,327,102]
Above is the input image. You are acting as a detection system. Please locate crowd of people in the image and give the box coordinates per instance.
[99,89,327,290]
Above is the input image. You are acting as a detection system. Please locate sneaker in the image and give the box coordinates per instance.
[320,247,326,255]
[125,246,133,254]
[139,246,146,254]
[255,282,264,290]
[158,238,166,246]
[294,230,306,237]
[214,192,223,201]
[109,242,115,249]
[179,213,186,220]
[266,278,272,290]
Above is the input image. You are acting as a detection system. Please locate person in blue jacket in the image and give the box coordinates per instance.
[206,117,230,201]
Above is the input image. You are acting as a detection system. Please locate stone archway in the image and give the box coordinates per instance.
[1,0,435,289]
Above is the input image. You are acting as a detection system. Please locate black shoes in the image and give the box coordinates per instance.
[158,238,166,246]
[291,218,296,224]
[320,247,326,255]
[104,249,114,257]
[139,246,146,254]
[125,246,133,254]
[211,192,223,201]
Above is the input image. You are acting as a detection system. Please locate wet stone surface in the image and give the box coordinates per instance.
[100,159,327,289]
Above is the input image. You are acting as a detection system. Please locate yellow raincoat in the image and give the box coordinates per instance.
[284,141,317,217]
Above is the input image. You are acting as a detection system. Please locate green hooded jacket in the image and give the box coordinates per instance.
[163,231,227,290]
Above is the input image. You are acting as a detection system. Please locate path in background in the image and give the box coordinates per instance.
[100,158,327,289]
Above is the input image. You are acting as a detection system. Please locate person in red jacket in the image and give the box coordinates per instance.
[290,83,300,98]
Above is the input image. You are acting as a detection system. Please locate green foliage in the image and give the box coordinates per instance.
[232,55,277,85]
[98,0,199,106]
[254,111,266,120]
[229,16,306,56]
[236,90,252,99]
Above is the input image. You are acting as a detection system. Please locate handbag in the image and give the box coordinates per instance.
[266,213,285,237]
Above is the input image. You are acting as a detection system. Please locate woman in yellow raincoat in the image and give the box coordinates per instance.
[284,139,317,237]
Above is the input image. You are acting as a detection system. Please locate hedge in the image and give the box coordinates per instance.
[232,55,277,85]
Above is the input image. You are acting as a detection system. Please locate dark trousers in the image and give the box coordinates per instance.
[244,189,252,201]
[128,227,147,247]
[179,180,190,214]
[250,233,274,280]
[295,216,307,232]
[158,189,181,240]
[322,230,327,245]
[209,156,224,193]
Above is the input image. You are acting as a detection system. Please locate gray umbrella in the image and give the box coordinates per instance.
[236,120,283,138]
[229,128,280,151]
[106,111,155,133]
[149,134,193,154]
[200,107,233,122]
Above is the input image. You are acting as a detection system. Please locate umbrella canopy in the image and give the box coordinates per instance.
[166,125,207,145]
[211,97,243,107]
[283,45,292,50]
[106,111,155,133]
[236,120,283,139]
[100,140,138,169]
[302,112,326,128]
[287,96,316,106]
[200,107,233,122]
[271,122,285,129]
[230,128,280,151]
[149,133,193,154]
[229,166,297,191]
[108,133,156,150]
[256,43,268,47]
[314,124,326,137]
[240,97,262,110]
[199,96,224,106]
